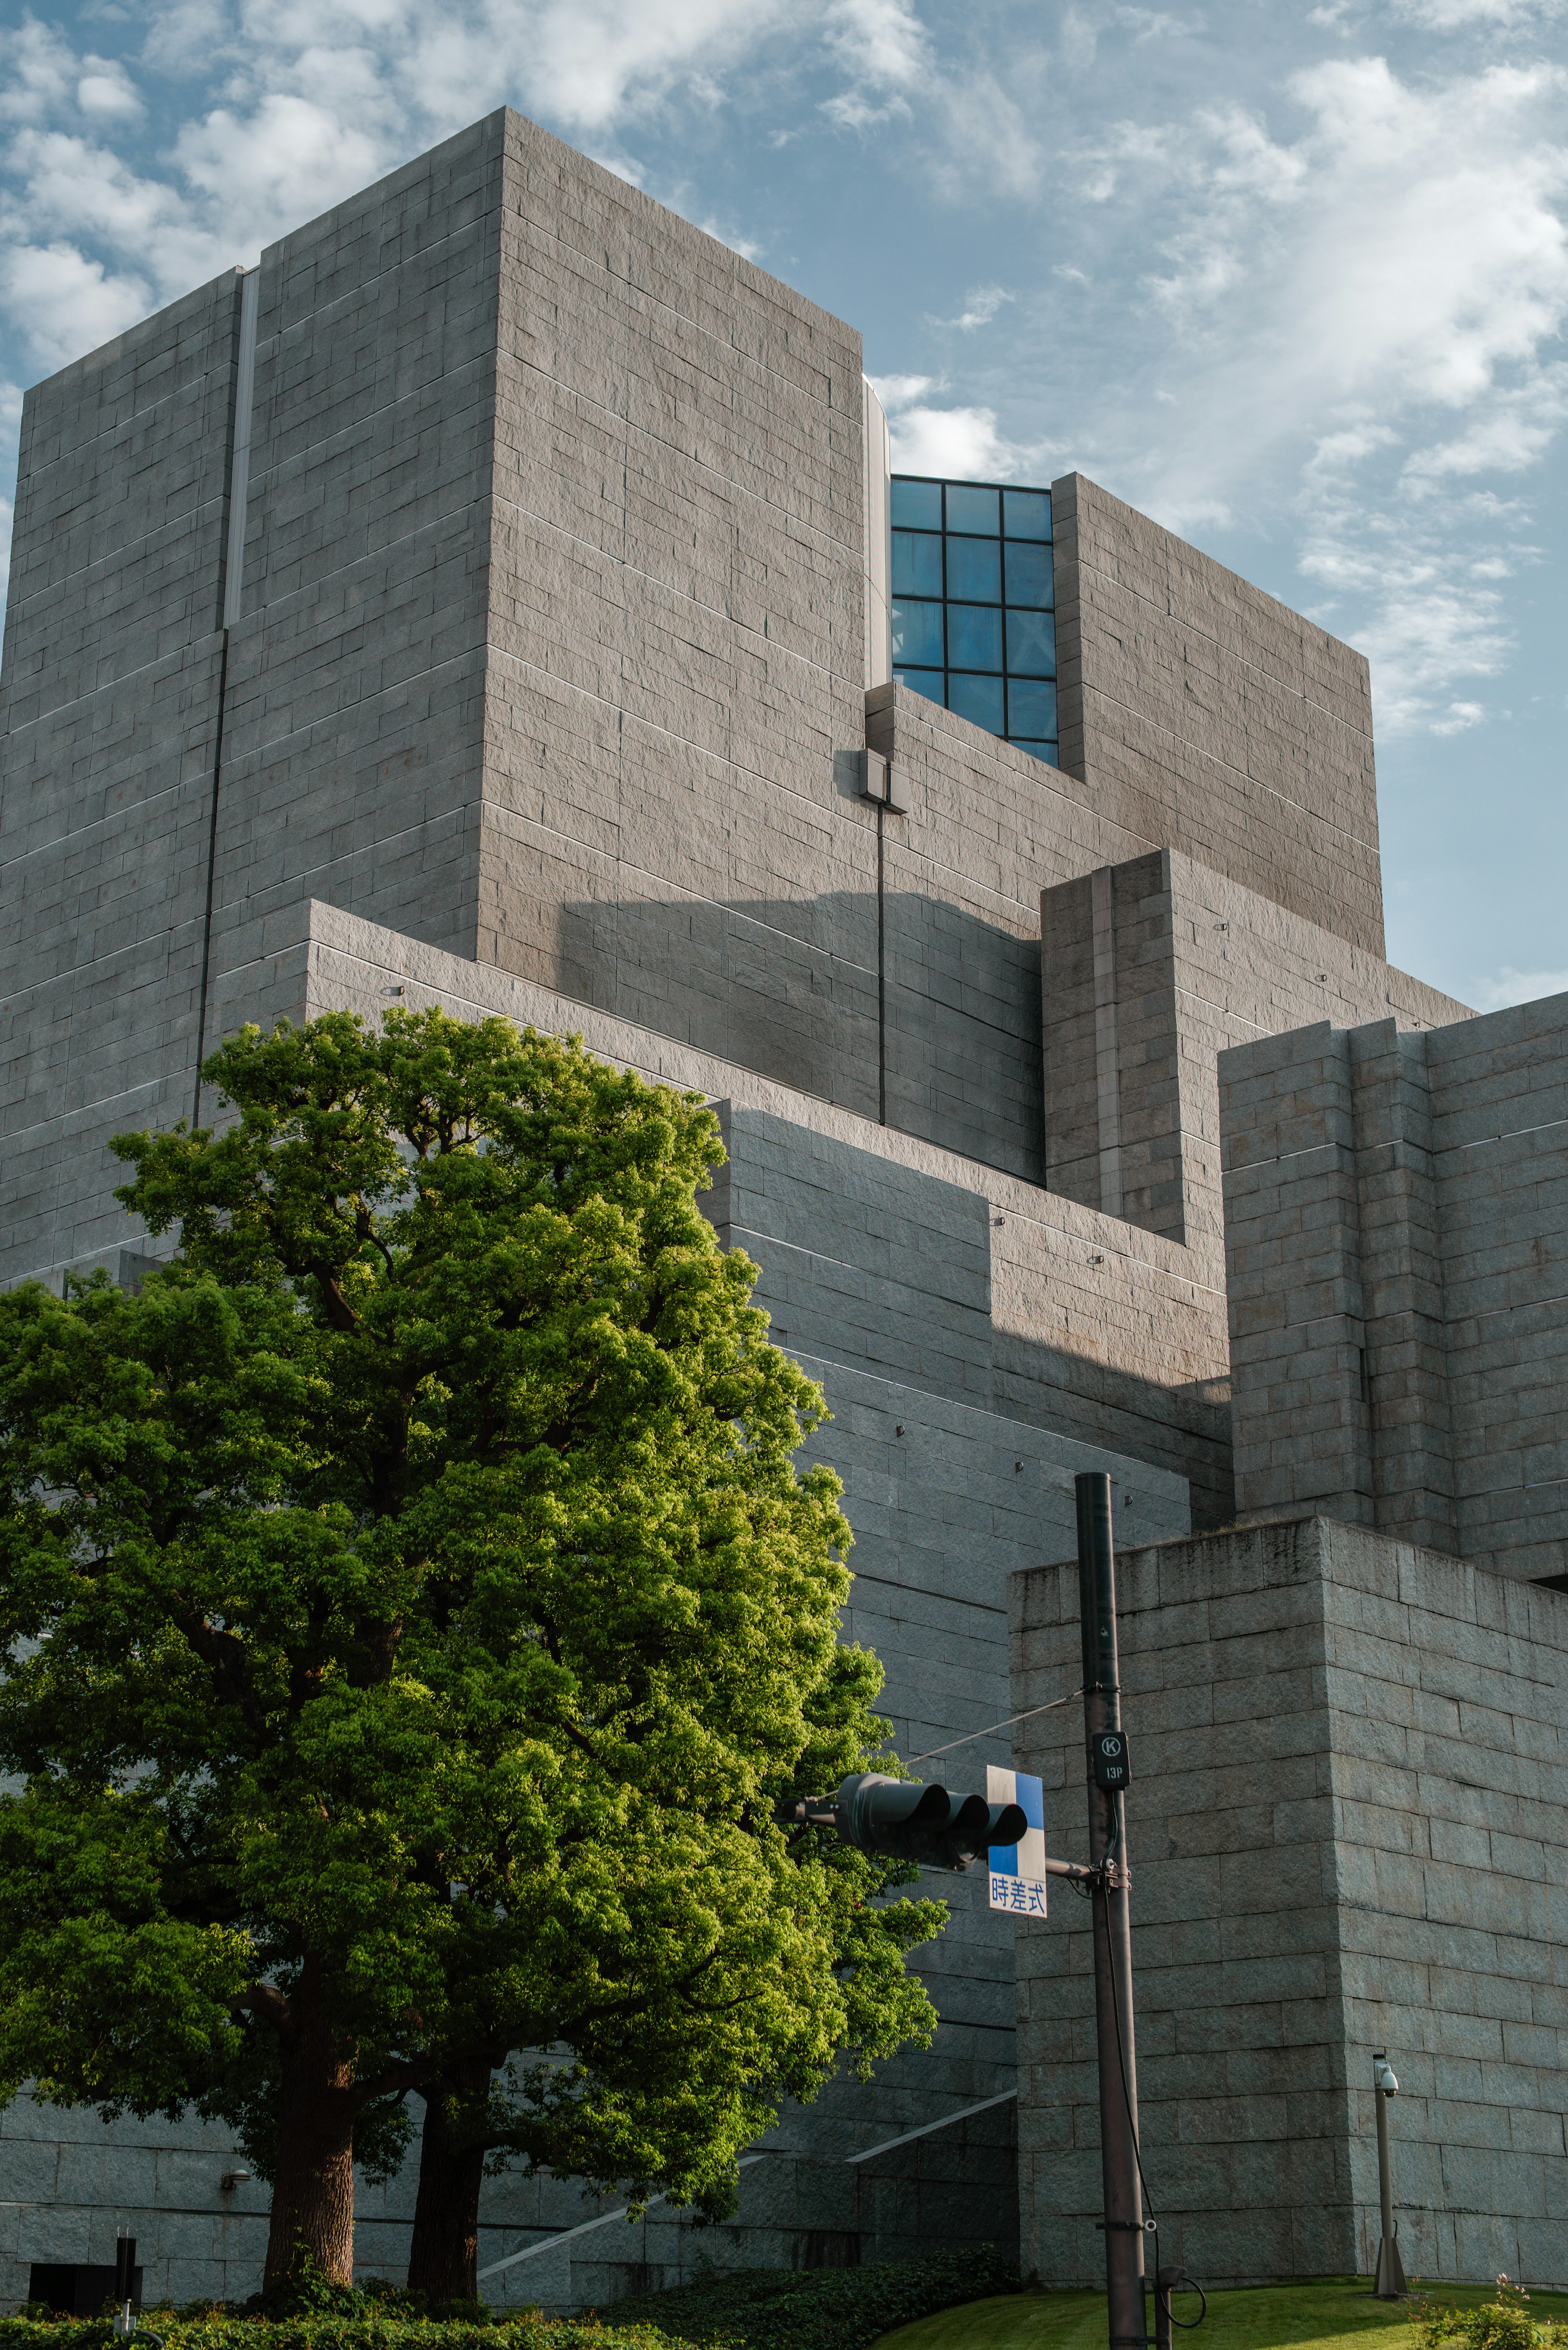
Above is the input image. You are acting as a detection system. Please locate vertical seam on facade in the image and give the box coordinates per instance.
[877,801,886,1126]
[1091,865,1123,1217]
[194,265,260,1126]
[220,268,260,632]
[1312,1533,1361,2277]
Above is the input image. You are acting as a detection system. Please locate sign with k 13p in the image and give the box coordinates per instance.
[986,1765,1047,1917]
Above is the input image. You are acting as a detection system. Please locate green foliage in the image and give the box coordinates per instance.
[0,1008,943,2256]
[0,2320,693,2350]
[1412,2281,1568,2350]
[607,2247,1019,2350]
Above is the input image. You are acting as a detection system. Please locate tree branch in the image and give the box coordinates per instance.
[299,1257,360,1334]
[173,1608,269,1737]
[232,1982,294,2031]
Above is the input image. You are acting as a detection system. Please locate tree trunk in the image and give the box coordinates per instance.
[263,1997,361,2297]
[406,2055,493,2304]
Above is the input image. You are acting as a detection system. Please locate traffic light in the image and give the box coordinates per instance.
[827,1773,1027,1872]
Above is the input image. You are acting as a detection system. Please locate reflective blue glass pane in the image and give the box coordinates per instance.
[1008,679,1058,738]
[1006,608,1056,677]
[1004,542,1054,609]
[892,531,943,596]
[1003,489,1052,540]
[948,671,1005,732]
[1011,740,1059,767]
[891,599,944,665]
[945,483,1000,534]
[894,667,945,706]
[948,604,1002,671]
[891,478,942,529]
[945,537,1001,603]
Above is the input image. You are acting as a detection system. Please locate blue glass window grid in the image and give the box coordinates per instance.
[889,473,1058,764]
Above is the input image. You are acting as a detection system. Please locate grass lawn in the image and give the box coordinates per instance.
[872,2279,1568,2350]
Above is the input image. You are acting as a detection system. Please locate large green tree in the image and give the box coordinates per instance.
[0,1012,941,2300]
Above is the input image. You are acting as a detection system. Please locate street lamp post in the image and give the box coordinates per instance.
[1372,2053,1406,2298]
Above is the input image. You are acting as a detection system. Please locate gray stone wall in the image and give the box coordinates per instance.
[4,127,1455,1292]
[1221,992,1568,1579]
[1051,475,1385,956]
[477,112,874,1126]
[0,273,243,1285]
[236,897,1232,1520]
[211,116,505,988]
[0,896,1194,2313]
[1010,1514,1568,2291]
[1041,849,1471,1255]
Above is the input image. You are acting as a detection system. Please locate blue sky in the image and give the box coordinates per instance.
[0,0,1564,1009]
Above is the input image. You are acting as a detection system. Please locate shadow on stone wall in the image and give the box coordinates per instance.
[554,889,1045,1186]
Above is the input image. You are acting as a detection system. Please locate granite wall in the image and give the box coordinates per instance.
[1040,849,1470,1254]
[1221,993,1568,1579]
[1010,1514,1568,2290]
[1051,474,1385,957]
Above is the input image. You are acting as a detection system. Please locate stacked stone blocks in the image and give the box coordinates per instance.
[1010,1516,1568,2290]
[1039,849,1468,1261]
[1221,992,1568,1579]
[1049,475,1385,957]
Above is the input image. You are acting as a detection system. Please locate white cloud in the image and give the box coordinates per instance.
[0,0,813,377]
[1472,966,1568,1009]
[819,0,927,124]
[0,241,151,371]
[77,58,144,121]
[0,21,76,125]
[1392,0,1564,24]
[926,70,1045,199]
[823,0,926,82]
[1073,54,1568,731]
[868,371,937,407]
[172,95,383,255]
[497,0,787,132]
[882,392,1062,482]
[1429,698,1486,733]
[928,284,1012,332]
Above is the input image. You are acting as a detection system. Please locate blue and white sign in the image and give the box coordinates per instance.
[986,1765,1047,1917]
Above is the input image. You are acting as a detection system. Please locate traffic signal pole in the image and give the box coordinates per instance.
[777,1469,1182,2346]
[1076,1471,1148,2350]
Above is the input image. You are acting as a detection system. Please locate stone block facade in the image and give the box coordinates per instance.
[1009,1516,1568,2289]
[1040,848,1467,1255]
[5,119,1434,1300]
[1051,475,1385,956]
[1221,993,1568,1579]
[0,95,1526,2313]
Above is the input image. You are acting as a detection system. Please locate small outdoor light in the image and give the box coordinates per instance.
[219,2171,252,2193]
[1372,2051,1406,2299]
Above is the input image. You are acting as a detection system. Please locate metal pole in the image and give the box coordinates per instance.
[1154,2268,1176,2350]
[1076,1471,1146,2350]
[113,2232,136,2334]
[1372,2053,1405,2297]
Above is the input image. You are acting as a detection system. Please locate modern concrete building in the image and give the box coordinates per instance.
[1010,985,1568,2290]
[0,98,1534,2310]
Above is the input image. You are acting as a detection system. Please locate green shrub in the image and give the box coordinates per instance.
[1413,2279,1568,2350]
[605,2245,1018,2350]
[0,2319,694,2350]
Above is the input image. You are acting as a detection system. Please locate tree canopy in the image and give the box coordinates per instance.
[0,1010,942,2299]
